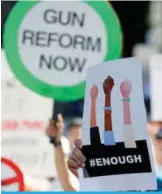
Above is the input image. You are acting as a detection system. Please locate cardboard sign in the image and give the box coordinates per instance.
[79,58,157,191]
[1,50,70,179]
[1,157,25,191]
[2,131,70,178]
[150,54,162,121]
[2,131,53,178]
[4,1,122,101]
[1,50,53,123]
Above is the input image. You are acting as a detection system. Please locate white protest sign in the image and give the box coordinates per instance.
[1,50,53,123]
[79,58,157,191]
[1,157,25,191]
[2,131,54,178]
[4,0,122,101]
[1,50,71,178]
[150,54,162,121]
[2,131,70,178]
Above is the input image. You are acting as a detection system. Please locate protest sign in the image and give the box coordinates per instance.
[1,50,71,179]
[150,54,162,121]
[1,131,69,178]
[2,131,57,178]
[1,157,25,191]
[1,50,53,124]
[4,0,122,101]
[79,58,157,191]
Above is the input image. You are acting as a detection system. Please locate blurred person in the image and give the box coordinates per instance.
[67,118,82,148]
[148,121,162,189]
[148,1,162,52]
[45,114,79,191]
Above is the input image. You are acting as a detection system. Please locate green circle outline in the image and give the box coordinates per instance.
[3,0,122,101]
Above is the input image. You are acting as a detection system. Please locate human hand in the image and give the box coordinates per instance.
[90,84,98,100]
[120,79,132,98]
[45,114,64,141]
[103,76,114,95]
[67,139,86,177]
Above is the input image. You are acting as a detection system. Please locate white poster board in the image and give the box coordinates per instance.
[150,54,162,121]
[79,57,157,191]
[1,50,61,178]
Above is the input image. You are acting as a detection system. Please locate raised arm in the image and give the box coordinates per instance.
[45,115,79,191]
[90,84,98,128]
[120,80,136,148]
[103,76,115,145]
[90,84,101,146]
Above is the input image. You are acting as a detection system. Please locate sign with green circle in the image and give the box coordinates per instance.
[4,0,122,102]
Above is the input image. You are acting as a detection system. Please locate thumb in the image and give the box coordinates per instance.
[74,139,82,149]
[57,113,63,123]
[56,113,64,129]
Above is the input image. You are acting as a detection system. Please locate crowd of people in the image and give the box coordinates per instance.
[45,113,162,191]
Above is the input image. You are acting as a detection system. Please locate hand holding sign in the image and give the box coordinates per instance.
[79,58,157,191]
[45,114,64,142]
[68,139,85,177]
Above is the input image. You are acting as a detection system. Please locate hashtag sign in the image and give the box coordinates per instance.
[89,159,96,167]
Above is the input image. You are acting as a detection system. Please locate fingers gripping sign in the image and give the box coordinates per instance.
[68,139,86,177]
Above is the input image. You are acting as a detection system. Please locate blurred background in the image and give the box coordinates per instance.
[1,0,162,191]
